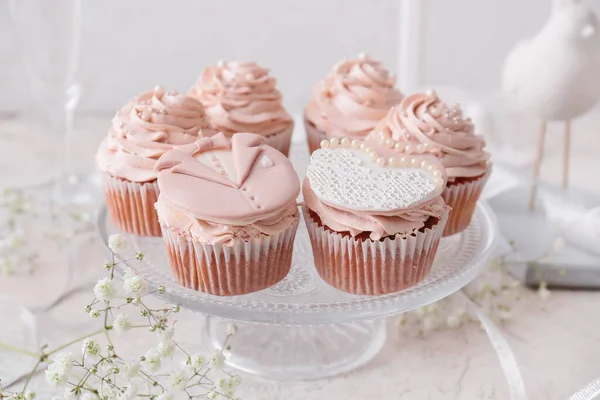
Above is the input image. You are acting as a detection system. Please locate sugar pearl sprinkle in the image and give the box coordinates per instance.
[319,138,444,187]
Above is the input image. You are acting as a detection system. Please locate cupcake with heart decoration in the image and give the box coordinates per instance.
[304,53,403,154]
[366,90,491,236]
[155,133,300,296]
[302,137,450,295]
[96,86,212,236]
[188,61,294,156]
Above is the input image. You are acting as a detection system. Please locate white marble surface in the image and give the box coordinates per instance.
[0,114,599,399]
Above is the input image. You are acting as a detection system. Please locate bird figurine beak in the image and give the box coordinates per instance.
[581,24,596,38]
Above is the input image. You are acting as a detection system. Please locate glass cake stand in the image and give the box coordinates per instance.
[97,202,497,380]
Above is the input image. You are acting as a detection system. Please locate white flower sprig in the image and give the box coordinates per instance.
[0,233,241,400]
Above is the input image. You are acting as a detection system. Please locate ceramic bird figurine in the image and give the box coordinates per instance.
[502,0,600,210]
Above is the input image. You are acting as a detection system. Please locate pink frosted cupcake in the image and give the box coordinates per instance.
[188,61,294,156]
[366,90,491,236]
[155,133,300,296]
[96,87,212,236]
[304,53,403,154]
[302,138,450,295]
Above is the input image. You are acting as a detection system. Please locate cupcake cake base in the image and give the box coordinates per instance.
[303,207,448,296]
[102,173,161,237]
[161,219,299,296]
[442,168,491,237]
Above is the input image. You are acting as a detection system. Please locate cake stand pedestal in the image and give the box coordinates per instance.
[98,202,497,381]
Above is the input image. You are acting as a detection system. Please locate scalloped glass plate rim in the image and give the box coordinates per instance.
[97,202,497,325]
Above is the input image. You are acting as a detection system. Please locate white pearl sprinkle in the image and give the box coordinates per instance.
[436,178,444,187]
[246,73,254,80]
[388,157,397,166]
[330,137,340,147]
[432,170,441,177]
[416,144,425,153]
[351,139,361,148]
[358,52,368,59]
[385,138,393,148]
[420,160,429,169]
[398,156,408,165]
[394,142,404,151]
[153,85,165,95]
[425,89,437,98]
[217,60,225,67]
[405,144,413,154]
[369,152,378,161]
[359,143,367,150]
[340,137,350,147]
[410,158,419,166]
[427,165,436,171]
[320,140,330,148]
[375,157,385,166]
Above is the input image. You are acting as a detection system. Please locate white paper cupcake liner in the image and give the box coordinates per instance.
[101,173,161,236]
[161,217,299,296]
[303,206,448,295]
[442,167,491,237]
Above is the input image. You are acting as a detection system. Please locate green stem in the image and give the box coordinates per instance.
[22,359,42,392]
[0,341,38,358]
[47,328,106,356]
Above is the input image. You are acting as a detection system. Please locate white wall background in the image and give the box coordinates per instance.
[1,0,599,114]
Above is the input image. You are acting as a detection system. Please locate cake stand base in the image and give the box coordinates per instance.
[205,317,387,381]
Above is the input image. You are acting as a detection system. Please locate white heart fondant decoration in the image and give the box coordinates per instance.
[307,148,438,211]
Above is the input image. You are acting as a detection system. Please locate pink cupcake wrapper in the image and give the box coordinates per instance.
[161,217,299,296]
[101,173,161,236]
[304,116,327,154]
[303,206,448,295]
[263,123,294,157]
[442,167,491,237]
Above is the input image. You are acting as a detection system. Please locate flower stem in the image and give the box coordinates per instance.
[0,341,38,358]
[47,328,106,356]
[21,359,42,392]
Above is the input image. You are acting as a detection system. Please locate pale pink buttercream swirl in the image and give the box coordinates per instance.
[305,55,403,138]
[303,180,448,241]
[188,61,292,136]
[96,88,211,182]
[369,90,489,180]
[156,196,298,246]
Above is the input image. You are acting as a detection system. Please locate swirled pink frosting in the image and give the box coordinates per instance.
[303,180,448,241]
[188,61,293,136]
[96,88,212,182]
[368,90,489,180]
[305,54,403,138]
[155,133,300,246]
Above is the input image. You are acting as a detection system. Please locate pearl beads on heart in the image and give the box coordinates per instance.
[319,137,445,188]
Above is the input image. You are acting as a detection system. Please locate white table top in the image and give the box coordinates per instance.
[0,114,598,400]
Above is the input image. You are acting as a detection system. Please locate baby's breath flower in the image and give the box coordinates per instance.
[157,285,166,294]
[227,323,238,336]
[123,274,146,294]
[103,262,113,271]
[446,315,461,328]
[107,234,127,253]
[172,305,180,313]
[122,362,141,379]
[160,327,175,341]
[190,353,205,368]
[82,338,100,359]
[167,369,189,392]
[136,252,144,261]
[157,340,175,358]
[114,314,132,334]
[538,281,551,300]
[44,365,68,387]
[210,348,225,369]
[117,383,138,400]
[24,391,36,400]
[422,315,438,331]
[94,277,115,301]
[229,374,242,388]
[50,352,73,375]
[141,349,162,373]
[207,390,217,400]
[89,309,100,318]
[132,297,141,305]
